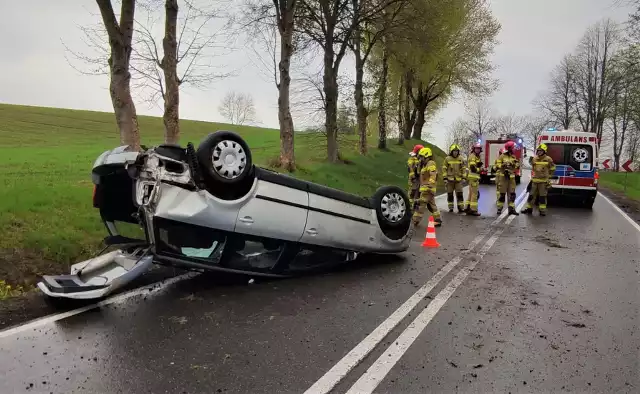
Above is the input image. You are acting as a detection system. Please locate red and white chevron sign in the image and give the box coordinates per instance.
[602,159,611,169]
[621,159,634,172]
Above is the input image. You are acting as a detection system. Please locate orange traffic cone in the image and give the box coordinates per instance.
[421,216,441,248]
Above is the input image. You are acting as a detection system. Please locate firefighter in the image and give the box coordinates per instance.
[407,144,424,209]
[494,148,504,200]
[522,143,555,216]
[496,141,520,215]
[465,143,483,216]
[412,147,442,227]
[442,143,465,213]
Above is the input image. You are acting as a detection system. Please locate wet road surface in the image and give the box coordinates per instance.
[1,175,638,394]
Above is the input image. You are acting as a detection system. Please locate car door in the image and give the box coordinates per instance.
[300,193,376,251]
[235,179,309,242]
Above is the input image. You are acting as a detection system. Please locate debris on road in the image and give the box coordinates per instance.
[562,320,586,328]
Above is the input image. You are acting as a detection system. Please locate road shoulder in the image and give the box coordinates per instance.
[598,186,640,226]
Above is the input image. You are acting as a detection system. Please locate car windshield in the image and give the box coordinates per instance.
[546,143,594,171]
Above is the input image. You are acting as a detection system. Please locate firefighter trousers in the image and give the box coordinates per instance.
[408,182,420,208]
[465,178,480,213]
[497,175,517,211]
[412,187,441,226]
[526,181,548,213]
[446,180,464,211]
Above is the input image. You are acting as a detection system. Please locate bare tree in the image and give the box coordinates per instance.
[218,91,257,124]
[495,113,525,136]
[534,54,574,130]
[445,98,497,152]
[608,48,640,170]
[626,123,640,165]
[464,98,497,140]
[570,19,622,147]
[95,0,141,150]
[243,0,299,170]
[67,1,229,145]
[132,0,230,144]
[520,114,553,149]
[349,0,407,154]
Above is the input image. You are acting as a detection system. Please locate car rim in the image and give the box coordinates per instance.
[381,192,406,223]
[212,140,246,179]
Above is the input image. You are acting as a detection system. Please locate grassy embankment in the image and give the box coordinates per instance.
[0,103,445,293]
[599,171,640,201]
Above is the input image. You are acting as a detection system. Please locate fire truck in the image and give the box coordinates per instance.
[478,133,526,184]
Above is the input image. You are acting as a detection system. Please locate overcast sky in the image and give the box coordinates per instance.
[0,0,635,150]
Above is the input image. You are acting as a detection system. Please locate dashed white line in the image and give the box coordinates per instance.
[303,191,527,394]
[344,196,528,394]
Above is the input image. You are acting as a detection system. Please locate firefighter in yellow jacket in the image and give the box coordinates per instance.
[464,143,483,216]
[494,148,504,200]
[412,147,442,227]
[442,144,465,213]
[496,141,520,215]
[521,143,555,216]
[407,144,424,209]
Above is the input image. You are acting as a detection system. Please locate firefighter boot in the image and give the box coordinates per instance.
[521,197,534,214]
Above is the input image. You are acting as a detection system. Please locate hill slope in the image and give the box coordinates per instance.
[0,103,445,288]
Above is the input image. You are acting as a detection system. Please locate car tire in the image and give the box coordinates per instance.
[196,131,255,199]
[197,130,253,184]
[372,186,412,240]
[583,195,596,209]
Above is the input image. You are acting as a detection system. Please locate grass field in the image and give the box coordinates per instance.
[0,103,446,290]
[599,171,640,201]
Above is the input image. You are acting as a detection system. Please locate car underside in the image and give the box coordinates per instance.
[38,131,414,301]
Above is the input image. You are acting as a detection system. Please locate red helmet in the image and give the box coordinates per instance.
[412,144,424,154]
[504,141,516,151]
[472,143,482,151]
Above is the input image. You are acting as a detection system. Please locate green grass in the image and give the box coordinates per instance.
[0,103,445,287]
[599,171,640,201]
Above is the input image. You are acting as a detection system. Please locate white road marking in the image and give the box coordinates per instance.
[597,192,640,233]
[0,272,199,340]
[344,196,528,394]
[303,192,527,394]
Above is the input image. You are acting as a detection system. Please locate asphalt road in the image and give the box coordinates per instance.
[1,174,638,394]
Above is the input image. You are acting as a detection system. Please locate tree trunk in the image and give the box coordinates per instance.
[354,54,368,155]
[276,2,296,171]
[377,44,388,150]
[97,0,140,151]
[162,0,180,145]
[324,49,339,162]
[412,107,425,140]
[403,71,413,140]
[397,74,404,145]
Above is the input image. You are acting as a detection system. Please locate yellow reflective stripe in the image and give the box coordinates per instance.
[447,161,462,164]
[533,162,549,165]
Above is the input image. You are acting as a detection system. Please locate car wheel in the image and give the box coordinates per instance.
[197,130,253,185]
[372,186,412,240]
[196,131,255,199]
[583,196,595,209]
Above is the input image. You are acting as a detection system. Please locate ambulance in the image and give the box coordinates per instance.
[536,128,599,208]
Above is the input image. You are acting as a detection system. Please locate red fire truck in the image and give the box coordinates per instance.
[478,133,526,184]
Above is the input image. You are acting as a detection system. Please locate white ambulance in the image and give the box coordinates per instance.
[536,128,599,208]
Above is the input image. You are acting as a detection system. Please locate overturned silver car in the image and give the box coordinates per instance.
[38,131,413,300]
